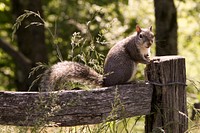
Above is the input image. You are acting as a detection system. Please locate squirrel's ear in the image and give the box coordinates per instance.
[149,26,153,31]
[136,25,141,34]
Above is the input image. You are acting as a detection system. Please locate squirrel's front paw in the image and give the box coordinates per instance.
[144,54,150,63]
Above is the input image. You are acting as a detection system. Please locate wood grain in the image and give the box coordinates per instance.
[145,56,188,133]
[0,83,152,126]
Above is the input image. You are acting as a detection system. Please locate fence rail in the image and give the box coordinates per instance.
[0,83,152,126]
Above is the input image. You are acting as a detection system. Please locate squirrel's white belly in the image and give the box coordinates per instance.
[127,63,137,82]
[140,47,150,57]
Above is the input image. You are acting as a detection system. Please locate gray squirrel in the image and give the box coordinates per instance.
[39,25,154,91]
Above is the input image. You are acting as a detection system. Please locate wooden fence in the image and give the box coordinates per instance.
[0,56,188,133]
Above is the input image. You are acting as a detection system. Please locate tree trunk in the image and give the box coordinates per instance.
[154,0,178,55]
[11,0,48,91]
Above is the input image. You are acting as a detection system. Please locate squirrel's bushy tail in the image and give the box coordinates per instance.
[39,61,103,91]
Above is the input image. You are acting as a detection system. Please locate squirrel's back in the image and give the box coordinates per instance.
[103,35,138,86]
[39,61,102,91]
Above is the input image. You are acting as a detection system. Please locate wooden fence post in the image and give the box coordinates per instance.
[145,56,188,133]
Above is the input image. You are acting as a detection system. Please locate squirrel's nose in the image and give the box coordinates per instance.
[147,42,152,47]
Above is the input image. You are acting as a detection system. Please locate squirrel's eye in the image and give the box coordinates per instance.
[139,34,143,39]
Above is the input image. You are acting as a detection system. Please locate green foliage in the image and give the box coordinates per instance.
[69,29,106,74]
[12,10,43,40]
[0,50,15,91]
[0,0,14,90]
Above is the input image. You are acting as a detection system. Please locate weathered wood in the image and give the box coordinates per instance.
[0,83,152,126]
[145,56,188,133]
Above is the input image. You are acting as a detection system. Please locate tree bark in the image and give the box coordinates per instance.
[154,0,178,55]
[11,0,48,91]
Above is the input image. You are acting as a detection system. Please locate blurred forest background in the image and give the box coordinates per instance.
[0,0,200,131]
